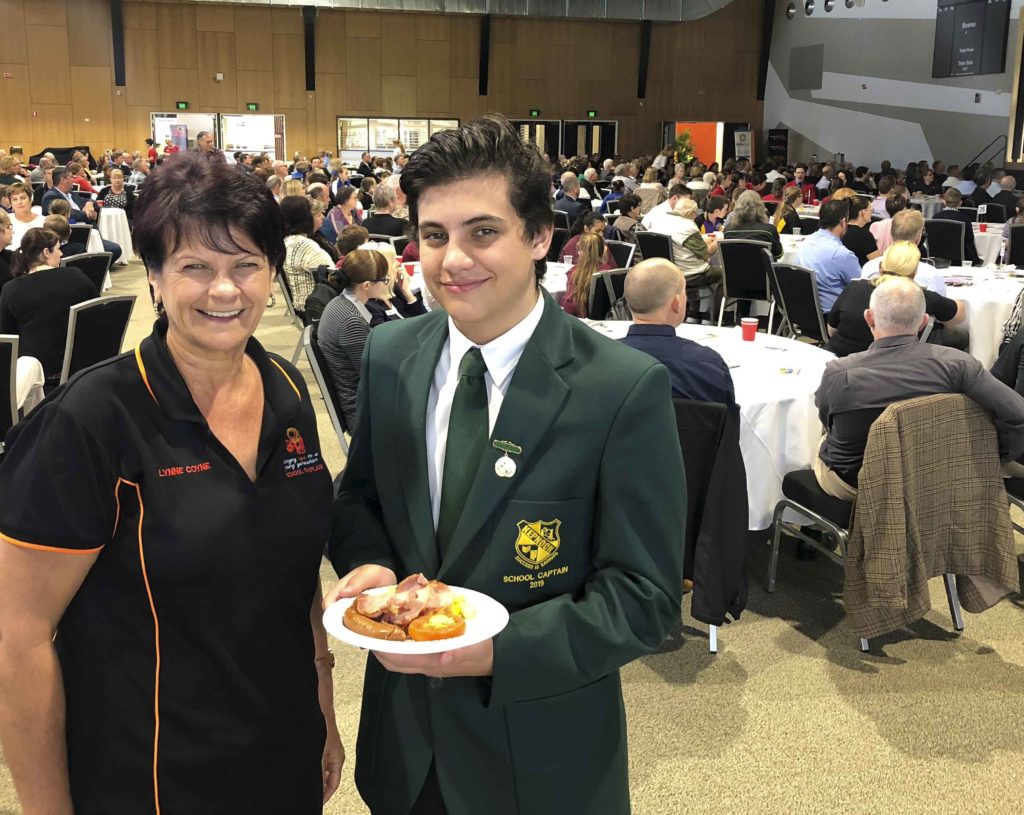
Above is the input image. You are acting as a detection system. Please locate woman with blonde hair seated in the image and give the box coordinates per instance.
[561,232,606,318]
[636,167,667,215]
[825,242,965,357]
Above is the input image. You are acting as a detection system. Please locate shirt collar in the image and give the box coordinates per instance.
[447,290,545,390]
[627,323,676,337]
[869,334,918,350]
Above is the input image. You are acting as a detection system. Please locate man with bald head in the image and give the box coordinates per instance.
[620,258,738,416]
[814,276,1024,498]
[993,173,1019,212]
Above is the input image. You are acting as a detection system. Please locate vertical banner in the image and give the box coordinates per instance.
[171,124,188,152]
[768,128,789,165]
[734,129,753,161]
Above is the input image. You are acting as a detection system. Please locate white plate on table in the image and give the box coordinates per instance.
[323,586,510,655]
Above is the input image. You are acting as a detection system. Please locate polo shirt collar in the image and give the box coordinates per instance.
[627,323,675,337]
[869,334,917,350]
[136,319,303,426]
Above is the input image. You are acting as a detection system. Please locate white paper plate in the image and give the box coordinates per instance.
[323,586,510,655]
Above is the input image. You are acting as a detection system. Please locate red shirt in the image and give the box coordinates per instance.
[163,144,180,155]
[785,181,818,204]
[147,147,158,163]
[710,185,726,197]
[71,175,96,194]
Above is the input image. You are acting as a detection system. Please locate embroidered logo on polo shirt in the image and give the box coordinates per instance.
[283,427,324,479]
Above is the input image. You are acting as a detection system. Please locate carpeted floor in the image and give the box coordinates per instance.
[1,262,1022,814]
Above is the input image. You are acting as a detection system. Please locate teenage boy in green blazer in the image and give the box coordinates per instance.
[327,114,686,815]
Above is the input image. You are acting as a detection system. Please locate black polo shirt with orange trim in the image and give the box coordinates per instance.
[0,321,332,814]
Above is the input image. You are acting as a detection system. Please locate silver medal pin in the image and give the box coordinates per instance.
[492,440,522,479]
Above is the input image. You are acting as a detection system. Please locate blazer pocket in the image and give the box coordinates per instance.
[486,497,592,610]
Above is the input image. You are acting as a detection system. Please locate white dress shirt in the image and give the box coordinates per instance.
[425,292,545,528]
[641,199,672,230]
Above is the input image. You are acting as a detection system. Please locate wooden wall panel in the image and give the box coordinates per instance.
[158,68,198,111]
[24,0,65,27]
[272,34,305,110]
[0,64,32,149]
[236,70,275,113]
[26,25,70,104]
[278,107,307,160]
[417,40,449,79]
[71,66,114,147]
[346,38,381,113]
[382,76,417,117]
[123,2,156,29]
[384,15,419,76]
[0,0,29,65]
[196,5,234,33]
[234,7,274,71]
[316,11,348,75]
[156,5,197,70]
[272,7,304,36]
[416,14,450,42]
[67,0,112,68]
[346,11,381,40]
[314,72,348,147]
[31,103,75,148]
[449,17,479,79]
[124,27,160,106]
[198,30,237,109]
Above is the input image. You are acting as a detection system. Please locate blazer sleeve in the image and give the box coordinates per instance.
[488,362,686,707]
[328,328,399,576]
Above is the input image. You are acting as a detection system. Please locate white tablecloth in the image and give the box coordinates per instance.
[98,207,135,264]
[911,196,944,218]
[972,226,1003,267]
[15,356,45,414]
[780,233,808,265]
[942,267,1024,367]
[588,322,833,529]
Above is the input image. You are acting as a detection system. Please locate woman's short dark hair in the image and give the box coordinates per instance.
[336,186,357,207]
[280,195,315,237]
[706,195,729,212]
[847,195,871,220]
[885,193,908,218]
[570,209,605,237]
[400,114,552,280]
[360,176,376,192]
[133,152,284,273]
[618,193,641,215]
[12,227,59,277]
[609,179,625,193]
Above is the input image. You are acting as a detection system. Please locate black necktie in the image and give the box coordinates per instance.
[437,348,489,556]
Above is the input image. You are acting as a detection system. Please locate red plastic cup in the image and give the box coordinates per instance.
[979,222,988,233]
[741,317,758,341]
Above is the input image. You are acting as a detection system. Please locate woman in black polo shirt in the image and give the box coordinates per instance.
[0,153,342,813]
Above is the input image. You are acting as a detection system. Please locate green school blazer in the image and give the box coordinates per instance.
[330,291,685,815]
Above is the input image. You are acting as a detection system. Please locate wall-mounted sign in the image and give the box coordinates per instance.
[586,110,597,118]
[530,109,540,118]
[246,102,259,111]
[176,101,189,110]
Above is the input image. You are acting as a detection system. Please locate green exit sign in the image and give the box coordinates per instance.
[246,102,259,111]
[176,101,189,110]
[529,109,540,118]
[586,110,597,119]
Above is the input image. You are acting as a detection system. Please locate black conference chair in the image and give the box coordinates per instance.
[636,231,673,262]
[767,263,829,344]
[672,398,749,655]
[302,323,350,457]
[1007,224,1024,267]
[977,203,1006,223]
[0,335,18,456]
[61,252,112,293]
[924,219,966,266]
[392,235,410,257]
[59,295,136,385]
[763,201,778,217]
[275,271,306,364]
[547,228,570,262]
[551,209,570,230]
[959,207,979,222]
[716,240,775,329]
[800,216,819,233]
[587,269,629,321]
[68,223,93,247]
[606,199,623,215]
[605,239,635,269]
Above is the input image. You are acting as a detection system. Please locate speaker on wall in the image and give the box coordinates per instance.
[303,6,316,92]
[479,14,491,96]
[111,0,125,87]
[637,20,651,99]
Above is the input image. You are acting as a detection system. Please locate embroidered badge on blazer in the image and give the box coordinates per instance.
[514,519,561,569]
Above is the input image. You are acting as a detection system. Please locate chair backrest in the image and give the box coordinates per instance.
[302,323,350,455]
[718,240,773,301]
[551,209,570,229]
[392,235,410,256]
[1007,224,1024,267]
[68,223,93,246]
[959,206,978,222]
[763,200,778,216]
[547,228,570,262]
[635,231,674,262]
[124,183,137,194]
[800,216,820,233]
[368,233,399,245]
[587,268,629,320]
[276,270,303,327]
[0,335,17,448]
[977,202,1006,223]
[605,239,636,269]
[606,198,622,214]
[924,218,965,266]
[768,263,829,343]
[59,295,136,384]
[602,213,617,225]
[61,252,112,292]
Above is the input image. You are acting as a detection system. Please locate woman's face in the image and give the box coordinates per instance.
[111,172,124,190]
[10,191,30,216]
[149,231,271,360]
[0,218,12,250]
[588,221,604,236]
[40,243,61,267]
[711,206,727,220]
[629,204,640,219]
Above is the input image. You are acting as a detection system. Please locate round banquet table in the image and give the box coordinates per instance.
[941,267,1024,367]
[972,225,1003,267]
[780,233,808,265]
[910,196,943,218]
[587,322,834,530]
[98,206,136,264]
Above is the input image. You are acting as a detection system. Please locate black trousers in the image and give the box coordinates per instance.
[408,762,448,815]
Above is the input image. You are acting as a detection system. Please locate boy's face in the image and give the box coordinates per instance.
[417,174,552,345]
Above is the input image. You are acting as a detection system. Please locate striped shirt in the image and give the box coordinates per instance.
[317,293,371,428]
[283,235,333,310]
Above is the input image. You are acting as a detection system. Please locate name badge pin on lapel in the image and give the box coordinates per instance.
[492,439,522,478]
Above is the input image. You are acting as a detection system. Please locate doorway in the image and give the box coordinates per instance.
[561,121,618,162]
[511,120,563,161]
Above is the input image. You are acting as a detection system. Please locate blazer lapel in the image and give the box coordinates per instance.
[440,293,575,574]
[393,315,449,576]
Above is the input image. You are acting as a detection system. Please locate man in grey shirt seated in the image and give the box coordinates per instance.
[814,277,1024,499]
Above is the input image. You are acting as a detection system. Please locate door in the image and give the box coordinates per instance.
[561,121,618,163]
[511,120,563,160]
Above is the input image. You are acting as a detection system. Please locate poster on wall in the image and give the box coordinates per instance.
[220,114,278,161]
[734,129,753,161]
[768,129,789,165]
[170,124,187,152]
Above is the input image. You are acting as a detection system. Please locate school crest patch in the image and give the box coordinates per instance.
[514,519,561,569]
